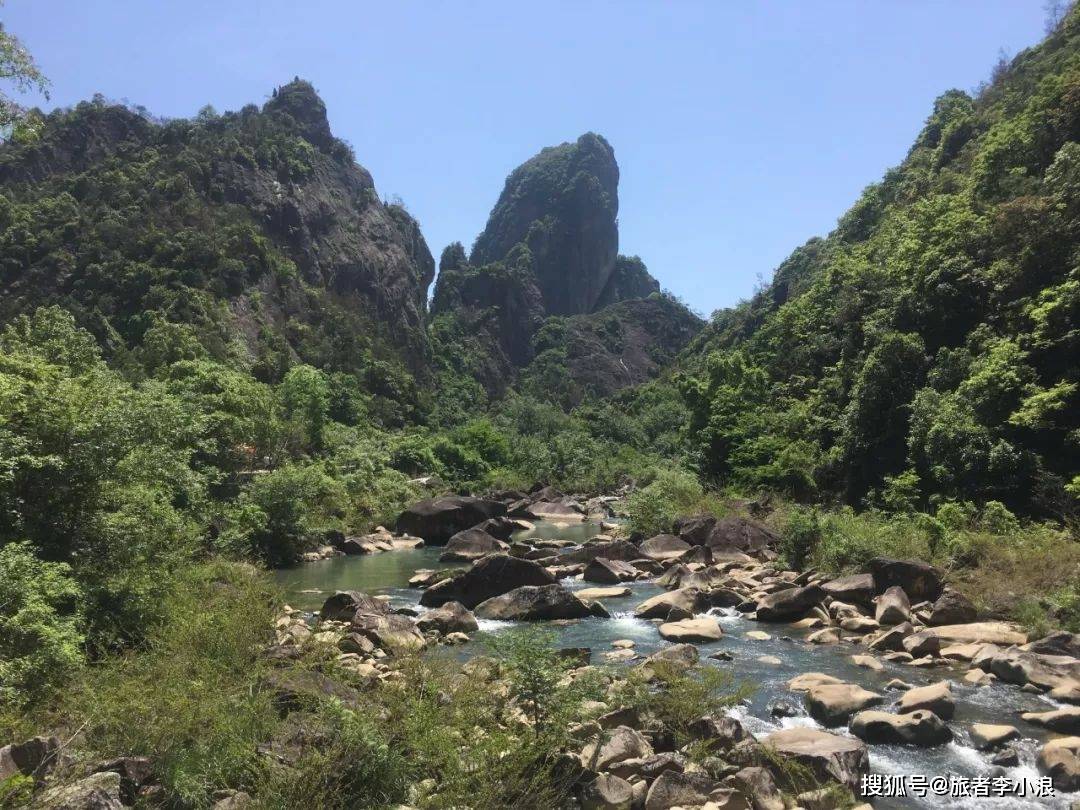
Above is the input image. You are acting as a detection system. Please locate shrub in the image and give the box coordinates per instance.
[0,542,84,709]
[625,468,705,536]
[780,507,821,570]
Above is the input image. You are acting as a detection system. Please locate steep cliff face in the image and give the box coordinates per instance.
[469,132,621,316]
[430,134,680,400]
[0,79,434,379]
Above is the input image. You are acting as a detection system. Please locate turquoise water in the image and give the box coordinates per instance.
[275,521,1070,809]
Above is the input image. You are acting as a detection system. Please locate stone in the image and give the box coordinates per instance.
[32,771,124,810]
[866,557,943,602]
[988,648,1080,690]
[558,540,643,565]
[530,500,586,521]
[1038,736,1080,791]
[438,528,508,562]
[840,616,879,633]
[791,617,825,629]
[673,514,717,546]
[1021,706,1080,733]
[963,668,994,685]
[820,573,876,607]
[806,628,840,644]
[638,644,700,678]
[704,517,779,555]
[211,791,253,809]
[396,496,506,544]
[850,654,883,671]
[884,678,913,691]
[639,534,692,561]
[658,617,723,643]
[788,672,844,691]
[760,727,869,791]
[867,622,913,652]
[1052,681,1080,704]
[940,642,984,662]
[634,588,706,619]
[970,723,1020,750]
[611,639,636,649]
[415,601,478,634]
[874,585,911,626]
[0,735,59,781]
[581,773,634,810]
[745,630,772,641]
[730,767,783,810]
[754,584,825,622]
[644,770,717,810]
[686,715,749,749]
[475,584,593,621]
[319,590,389,621]
[350,612,426,652]
[1025,631,1080,658]
[578,586,632,600]
[903,622,1027,657]
[849,710,952,746]
[583,557,639,584]
[928,588,977,625]
[805,683,884,726]
[419,554,555,609]
[898,681,954,719]
[580,726,654,771]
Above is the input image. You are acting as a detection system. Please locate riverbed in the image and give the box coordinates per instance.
[276,520,1072,809]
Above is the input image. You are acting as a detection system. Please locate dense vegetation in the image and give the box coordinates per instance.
[680,14,1080,520]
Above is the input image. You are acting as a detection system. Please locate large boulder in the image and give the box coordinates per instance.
[580,726,653,771]
[643,770,716,810]
[438,528,508,562]
[558,540,642,564]
[904,622,1027,658]
[530,501,586,521]
[755,584,824,622]
[704,516,778,554]
[416,601,478,634]
[685,715,749,749]
[804,683,883,726]
[473,516,520,541]
[581,773,633,810]
[639,534,691,561]
[970,724,1020,750]
[420,554,555,608]
[0,735,59,781]
[350,612,426,652]
[657,617,723,643]
[583,557,639,584]
[31,771,124,810]
[1024,631,1080,658]
[637,644,699,679]
[986,648,1080,690]
[898,681,954,720]
[396,496,507,544]
[1038,736,1080,791]
[633,588,706,619]
[475,584,593,621]
[761,727,868,791]
[319,590,389,621]
[928,588,977,625]
[1021,706,1080,733]
[821,573,875,607]
[849,710,952,746]
[874,585,911,626]
[673,514,717,546]
[866,557,943,602]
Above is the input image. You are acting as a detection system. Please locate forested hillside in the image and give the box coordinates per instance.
[680,14,1080,519]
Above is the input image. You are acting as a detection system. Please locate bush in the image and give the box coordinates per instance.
[0,542,84,709]
[625,468,706,536]
[780,507,821,570]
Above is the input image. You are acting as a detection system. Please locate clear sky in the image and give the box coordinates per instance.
[3,1,1051,316]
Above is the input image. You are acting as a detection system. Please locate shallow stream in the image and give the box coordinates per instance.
[276,520,1071,809]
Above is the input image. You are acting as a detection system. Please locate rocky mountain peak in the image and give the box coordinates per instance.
[263,78,335,150]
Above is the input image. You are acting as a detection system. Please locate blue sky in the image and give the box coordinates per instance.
[4,1,1050,316]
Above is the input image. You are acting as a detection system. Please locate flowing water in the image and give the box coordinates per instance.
[276,520,1072,809]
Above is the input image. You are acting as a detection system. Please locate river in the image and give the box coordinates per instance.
[276,519,1071,809]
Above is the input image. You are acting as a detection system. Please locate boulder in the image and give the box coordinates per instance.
[475,584,593,621]
[840,616,880,633]
[1037,736,1080,791]
[0,735,59,781]
[340,533,393,554]
[558,540,642,565]
[580,726,653,771]
[350,612,426,652]
[821,573,875,607]
[658,617,723,643]
[731,767,783,810]
[806,627,840,644]
[32,771,124,810]
[788,672,844,692]
[643,770,716,810]
[415,601,478,634]
[530,500,586,520]
[903,622,1027,657]
[319,590,388,621]
[704,517,779,555]
[849,710,952,746]
[419,554,555,608]
[656,564,692,588]
[874,586,911,626]
[928,588,977,625]
[867,622,913,652]
[866,557,943,602]
[473,516,520,541]
[805,683,884,726]
[583,557,639,584]
[396,496,507,544]
[634,588,706,619]
[638,644,699,678]
[970,724,1019,750]
[639,534,692,561]
[678,545,714,566]
[1021,706,1080,733]
[761,727,869,791]
[898,681,954,720]
[581,773,633,810]
[755,584,825,621]
[1025,631,1080,658]
[988,648,1080,690]
[438,528,508,562]
[673,514,717,546]
[686,715,749,749]
[577,586,631,600]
